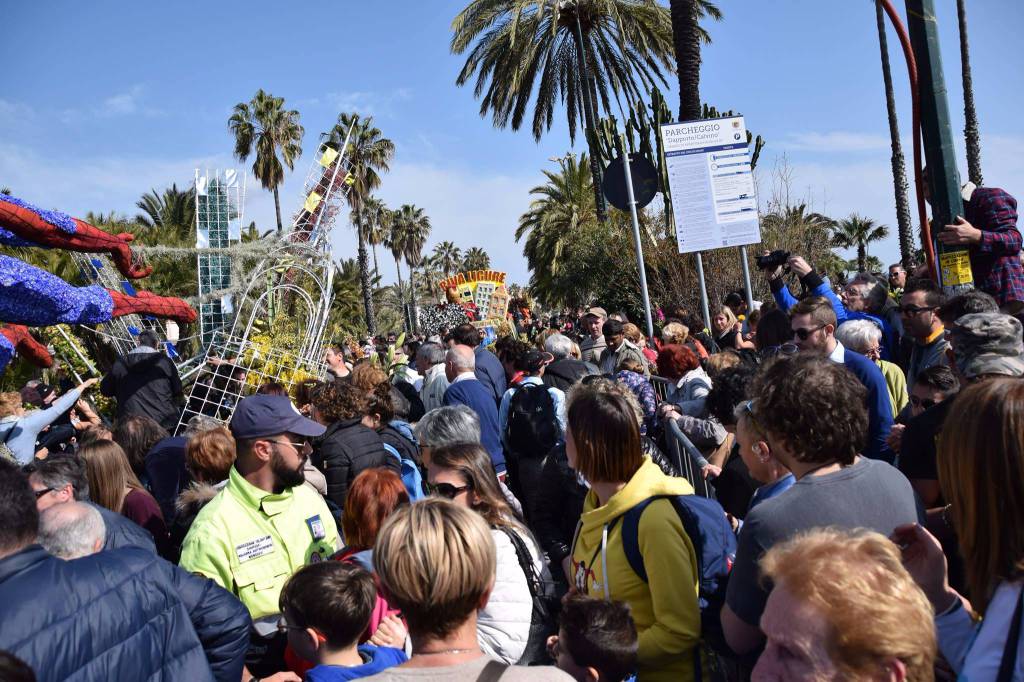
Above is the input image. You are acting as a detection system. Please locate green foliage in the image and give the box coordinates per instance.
[229,89,304,233]
[462,247,491,271]
[451,0,704,142]
[136,184,195,230]
[830,214,890,274]
[432,241,463,276]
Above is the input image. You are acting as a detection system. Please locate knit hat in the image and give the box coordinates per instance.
[950,312,1024,379]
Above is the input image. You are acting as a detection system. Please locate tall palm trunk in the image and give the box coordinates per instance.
[875,0,914,269]
[570,11,607,223]
[394,257,406,306]
[408,266,419,333]
[670,0,702,121]
[273,186,283,235]
[371,244,381,280]
[957,0,983,185]
[356,212,376,335]
[858,243,867,273]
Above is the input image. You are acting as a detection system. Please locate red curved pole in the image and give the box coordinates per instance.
[879,0,937,281]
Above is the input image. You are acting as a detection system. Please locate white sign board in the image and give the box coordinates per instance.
[660,116,761,254]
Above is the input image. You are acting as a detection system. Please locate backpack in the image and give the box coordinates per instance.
[505,383,559,459]
[382,442,426,502]
[619,494,737,668]
[496,525,560,665]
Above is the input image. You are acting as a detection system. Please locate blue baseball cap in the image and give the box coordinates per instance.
[229,394,326,440]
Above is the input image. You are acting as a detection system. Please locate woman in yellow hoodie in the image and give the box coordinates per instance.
[568,382,702,682]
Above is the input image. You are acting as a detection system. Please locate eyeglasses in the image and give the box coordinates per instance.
[33,487,54,499]
[910,395,938,410]
[429,481,472,500]
[900,305,936,316]
[741,400,765,433]
[267,438,310,451]
[864,345,882,359]
[793,324,826,341]
[277,617,307,634]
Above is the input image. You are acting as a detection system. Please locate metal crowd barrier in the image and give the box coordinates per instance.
[664,417,715,499]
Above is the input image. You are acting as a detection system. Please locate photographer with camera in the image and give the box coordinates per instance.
[760,252,850,322]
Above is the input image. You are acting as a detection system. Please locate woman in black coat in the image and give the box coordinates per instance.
[310,381,397,510]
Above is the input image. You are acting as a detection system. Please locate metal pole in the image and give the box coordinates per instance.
[739,246,755,311]
[571,6,608,223]
[905,0,973,297]
[695,252,711,332]
[619,134,655,341]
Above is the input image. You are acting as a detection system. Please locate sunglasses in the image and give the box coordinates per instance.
[910,395,937,410]
[429,481,472,500]
[33,487,54,499]
[793,324,825,341]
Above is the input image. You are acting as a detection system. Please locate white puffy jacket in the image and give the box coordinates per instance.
[477,524,544,664]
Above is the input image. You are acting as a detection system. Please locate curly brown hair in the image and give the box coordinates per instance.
[749,354,867,465]
[313,381,368,423]
[349,362,388,392]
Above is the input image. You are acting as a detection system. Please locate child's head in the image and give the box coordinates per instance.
[279,561,377,661]
[556,596,638,682]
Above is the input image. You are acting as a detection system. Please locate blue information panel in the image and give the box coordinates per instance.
[660,116,761,254]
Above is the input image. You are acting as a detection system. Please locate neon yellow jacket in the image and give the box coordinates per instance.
[570,458,701,682]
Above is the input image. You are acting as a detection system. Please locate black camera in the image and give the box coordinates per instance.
[755,250,791,271]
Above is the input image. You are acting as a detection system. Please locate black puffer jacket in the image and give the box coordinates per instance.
[379,424,421,468]
[312,418,398,509]
[542,357,599,393]
[100,349,183,431]
[530,437,678,580]
[0,544,250,682]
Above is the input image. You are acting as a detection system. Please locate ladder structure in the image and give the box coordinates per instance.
[194,169,246,347]
[176,125,356,432]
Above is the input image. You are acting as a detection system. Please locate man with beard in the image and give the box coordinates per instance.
[180,394,339,678]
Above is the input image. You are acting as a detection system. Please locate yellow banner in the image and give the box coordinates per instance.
[304,191,323,213]
[318,147,339,168]
[939,250,973,286]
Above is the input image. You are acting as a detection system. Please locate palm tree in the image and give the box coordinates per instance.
[516,152,597,302]
[432,241,463,276]
[385,209,407,310]
[418,254,445,304]
[452,1,716,194]
[326,113,395,336]
[462,247,491,271]
[358,196,389,279]
[831,214,890,274]
[136,184,196,234]
[394,204,433,332]
[669,0,722,120]
[957,0,982,185]
[874,0,914,269]
[228,89,304,235]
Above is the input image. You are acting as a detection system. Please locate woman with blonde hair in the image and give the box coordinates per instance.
[79,439,170,556]
[711,307,754,351]
[425,442,548,665]
[0,377,98,463]
[370,499,567,680]
[894,377,1024,679]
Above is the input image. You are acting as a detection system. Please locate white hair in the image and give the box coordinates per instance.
[39,502,106,560]
[417,342,447,366]
[544,333,574,360]
[836,319,883,354]
[414,406,481,448]
[446,346,476,372]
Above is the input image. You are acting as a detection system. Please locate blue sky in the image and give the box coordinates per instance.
[3,1,1022,287]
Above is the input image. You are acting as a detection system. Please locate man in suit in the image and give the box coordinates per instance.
[442,345,506,477]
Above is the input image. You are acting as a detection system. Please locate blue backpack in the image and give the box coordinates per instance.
[619,494,737,670]
[382,443,426,501]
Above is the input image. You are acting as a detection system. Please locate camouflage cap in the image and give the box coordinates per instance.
[950,312,1024,379]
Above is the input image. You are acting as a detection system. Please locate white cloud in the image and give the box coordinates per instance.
[0,141,535,284]
[781,131,892,153]
[299,88,414,119]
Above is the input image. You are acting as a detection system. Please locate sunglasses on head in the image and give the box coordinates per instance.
[910,395,937,410]
[793,324,826,341]
[429,481,472,500]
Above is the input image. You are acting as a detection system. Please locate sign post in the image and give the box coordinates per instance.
[660,116,762,329]
[616,134,656,342]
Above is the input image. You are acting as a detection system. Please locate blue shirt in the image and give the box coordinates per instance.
[443,376,507,474]
[498,376,566,451]
[473,347,507,405]
[305,645,407,681]
[831,342,896,463]
[748,473,795,510]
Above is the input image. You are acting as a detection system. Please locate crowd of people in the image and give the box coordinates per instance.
[1,186,1023,681]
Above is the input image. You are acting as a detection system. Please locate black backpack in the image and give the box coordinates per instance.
[505,383,559,459]
[497,525,559,665]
